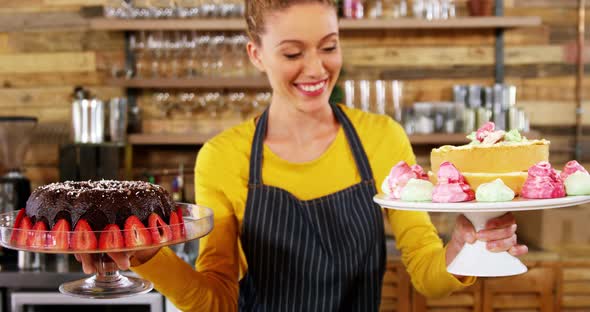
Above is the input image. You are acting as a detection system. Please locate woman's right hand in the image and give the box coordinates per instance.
[74,247,160,274]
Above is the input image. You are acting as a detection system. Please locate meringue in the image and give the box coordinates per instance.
[564,171,590,196]
[476,178,515,202]
[381,161,428,199]
[521,161,566,199]
[561,160,589,181]
[400,178,434,201]
[432,161,475,203]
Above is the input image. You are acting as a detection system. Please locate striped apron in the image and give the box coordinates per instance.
[239,104,385,311]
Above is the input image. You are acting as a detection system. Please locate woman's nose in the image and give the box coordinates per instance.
[303,52,327,78]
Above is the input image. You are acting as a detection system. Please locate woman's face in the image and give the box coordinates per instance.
[247,3,342,113]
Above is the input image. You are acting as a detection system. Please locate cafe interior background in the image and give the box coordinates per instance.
[0,0,589,311]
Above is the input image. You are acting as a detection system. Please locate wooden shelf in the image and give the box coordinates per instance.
[90,16,541,31]
[129,133,470,146]
[339,17,542,30]
[409,133,470,145]
[128,133,215,145]
[129,130,541,146]
[106,77,269,89]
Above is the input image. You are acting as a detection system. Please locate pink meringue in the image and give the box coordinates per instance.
[381,161,429,199]
[475,122,495,142]
[432,161,475,203]
[521,161,566,199]
[561,160,589,181]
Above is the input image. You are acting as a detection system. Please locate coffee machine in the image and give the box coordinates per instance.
[0,117,37,214]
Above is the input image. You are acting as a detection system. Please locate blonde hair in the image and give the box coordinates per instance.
[245,0,337,45]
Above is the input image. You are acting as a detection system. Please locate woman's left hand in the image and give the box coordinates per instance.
[446,213,528,269]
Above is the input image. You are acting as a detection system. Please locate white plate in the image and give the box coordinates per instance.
[374,193,590,212]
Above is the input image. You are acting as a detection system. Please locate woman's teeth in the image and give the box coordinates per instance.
[299,81,326,92]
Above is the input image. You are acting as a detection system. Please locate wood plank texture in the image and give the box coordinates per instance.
[342,45,565,67]
[88,16,542,31]
[0,12,88,31]
[0,52,95,73]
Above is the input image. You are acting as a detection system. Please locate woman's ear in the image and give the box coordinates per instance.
[247,41,265,73]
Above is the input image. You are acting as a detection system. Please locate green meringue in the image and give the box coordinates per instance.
[400,178,434,202]
[504,129,524,142]
[476,178,515,202]
[565,171,590,195]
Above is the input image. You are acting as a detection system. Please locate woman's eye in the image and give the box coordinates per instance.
[323,46,337,52]
[284,53,302,59]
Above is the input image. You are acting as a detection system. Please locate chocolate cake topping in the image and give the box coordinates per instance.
[26,180,175,231]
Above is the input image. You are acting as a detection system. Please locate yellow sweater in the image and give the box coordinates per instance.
[132,105,474,311]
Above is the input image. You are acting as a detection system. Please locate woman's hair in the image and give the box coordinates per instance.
[245,0,337,45]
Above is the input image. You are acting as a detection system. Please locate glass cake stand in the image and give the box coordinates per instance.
[374,194,590,277]
[0,203,213,299]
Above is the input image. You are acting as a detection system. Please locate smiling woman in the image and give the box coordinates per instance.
[247,1,342,118]
[77,0,527,310]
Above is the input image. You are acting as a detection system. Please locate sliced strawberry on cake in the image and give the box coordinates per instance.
[10,209,27,244]
[148,213,172,244]
[71,220,97,251]
[124,215,152,247]
[169,208,185,240]
[12,215,33,247]
[99,224,124,250]
[26,220,48,248]
[48,219,71,250]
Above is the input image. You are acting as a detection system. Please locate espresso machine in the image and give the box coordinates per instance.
[0,117,37,213]
[0,117,39,267]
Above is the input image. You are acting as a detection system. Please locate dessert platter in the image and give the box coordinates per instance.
[375,122,590,277]
[0,180,213,299]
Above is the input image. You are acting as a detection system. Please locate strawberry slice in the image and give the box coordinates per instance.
[169,210,183,240]
[170,208,185,240]
[10,209,27,244]
[71,220,97,251]
[12,216,32,246]
[99,224,124,250]
[13,209,26,229]
[148,213,172,244]
[27,221,48,248]
[124,215,152,247]
[48,219,71,250]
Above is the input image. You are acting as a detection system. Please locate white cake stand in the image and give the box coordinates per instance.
[374,194,590,277]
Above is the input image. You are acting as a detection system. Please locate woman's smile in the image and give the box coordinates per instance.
[293,78,329,97]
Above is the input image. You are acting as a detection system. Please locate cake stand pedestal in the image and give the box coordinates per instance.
[59,253,153,299]
[0,203,213,299]
[374,194,590,277]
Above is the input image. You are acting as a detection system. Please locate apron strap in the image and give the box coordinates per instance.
[247,104,375,185]
[331,104,375,183]
[248,109,269,186]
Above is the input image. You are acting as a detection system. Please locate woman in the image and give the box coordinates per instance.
[77,0,527,310]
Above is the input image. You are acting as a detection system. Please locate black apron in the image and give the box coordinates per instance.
[239,104,385,311]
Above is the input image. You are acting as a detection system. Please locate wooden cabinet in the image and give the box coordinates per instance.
[482,267,555,312]
[381,261,412,312]
[413,282,482,312]
[382,260,590,312]
[559,261,590,311]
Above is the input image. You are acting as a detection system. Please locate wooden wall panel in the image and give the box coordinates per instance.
[0,72,104,88]
[0,1,585,190]
[0,86,122,108]
[0,52,95,73]
[0,31,124,53]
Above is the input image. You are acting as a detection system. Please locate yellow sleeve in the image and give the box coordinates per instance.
[383,125,475,298]
[131,141,239,311]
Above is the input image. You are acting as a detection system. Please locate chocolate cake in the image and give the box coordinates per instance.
[25,180,175,231]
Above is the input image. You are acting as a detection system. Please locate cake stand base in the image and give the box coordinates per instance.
[447,211,528,277]
[59,254,153,299]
